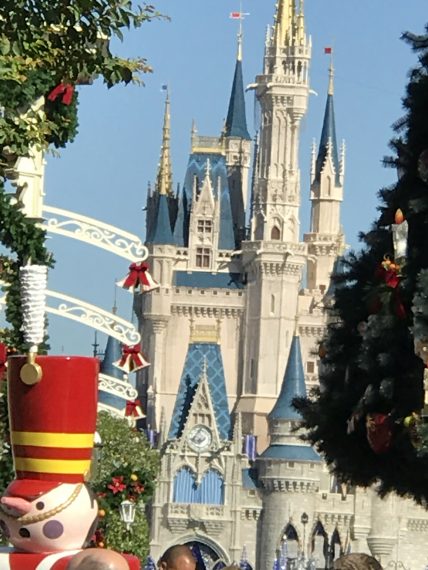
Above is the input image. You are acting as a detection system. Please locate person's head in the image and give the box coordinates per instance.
[159,545,197,570]
[333,553,383,570]
[67,548,130,570]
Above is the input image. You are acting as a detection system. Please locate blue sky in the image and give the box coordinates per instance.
[41,0,427,356]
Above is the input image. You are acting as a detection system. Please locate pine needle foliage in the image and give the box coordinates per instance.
[295,24,428,504]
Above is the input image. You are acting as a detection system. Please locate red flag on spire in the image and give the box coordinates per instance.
[324,47,332,54]
[230,12,242,19]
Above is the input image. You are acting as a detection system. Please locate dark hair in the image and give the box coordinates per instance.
[159,545,196,568]
[333,553,383,570]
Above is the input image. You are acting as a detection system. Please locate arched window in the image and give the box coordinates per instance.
[271,225,281,240]
[330,528,342,562]
[282,523,299,560]
[311,521,328,568]
[197,469,225,505]
[173,467,197,503]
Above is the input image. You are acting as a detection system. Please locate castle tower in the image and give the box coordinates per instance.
[257,334,321,570]
[138,81,244,432]
[238,0,311,442]
[304,59,345,292]
[139,95,177,426]
[224,31,252,247]
[150,329,258,567]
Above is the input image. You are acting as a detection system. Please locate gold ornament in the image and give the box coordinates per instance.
[19,352,42,385]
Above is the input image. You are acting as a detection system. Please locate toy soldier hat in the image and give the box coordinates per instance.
[7,356,98,491]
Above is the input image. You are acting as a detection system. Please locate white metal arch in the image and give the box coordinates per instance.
[42,205,148,262]
[0,288,140,345]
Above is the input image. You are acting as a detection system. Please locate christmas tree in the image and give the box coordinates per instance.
[295,26,428,503]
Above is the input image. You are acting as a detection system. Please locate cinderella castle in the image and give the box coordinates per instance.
[97,1,428,569]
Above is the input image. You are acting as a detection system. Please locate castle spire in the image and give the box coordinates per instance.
[156,92,173,196]
[269,334,306,421]
[315,62,340,182]
[274,0,295,48]
[225,32,251,141]
[328,56,334,96]
[148,93,175,245]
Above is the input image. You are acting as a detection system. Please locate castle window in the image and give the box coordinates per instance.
[173,467,197,503]
[271,225,281,240]
[197,219,212,234]
[196,247,211,268]
[270,294,276,314]
[198,469,225,505]
[306,361,315,374]
[282,523,299,560]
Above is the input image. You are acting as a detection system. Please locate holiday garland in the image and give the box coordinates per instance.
[0,0,161,350]
[91,412,160,561]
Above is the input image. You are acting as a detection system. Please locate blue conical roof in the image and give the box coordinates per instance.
[315,93,340,184]
[225,59,251,140]
[150,194,174,245]
[173,188,188,246]
[269,335,306,421]
[100,336,124,380]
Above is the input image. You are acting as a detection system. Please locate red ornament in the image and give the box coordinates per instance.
[107,476,127,495]
[366,413,393,454]
[125,399,144,418]
[118,262,159,294]
[47,83,75,105]
[115,344,150,373]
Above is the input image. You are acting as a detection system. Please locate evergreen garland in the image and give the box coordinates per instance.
[295,24,428,503]
[91,412,160,561]
[0,1,161,349]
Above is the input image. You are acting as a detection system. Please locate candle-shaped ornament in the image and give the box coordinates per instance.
[19,264,48,384]
[392,208,408,262]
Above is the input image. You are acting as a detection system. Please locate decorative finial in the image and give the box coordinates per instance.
[112,279,118,315]
[156,90,173,196]
[237,29,243,62]
[328,58,334,96]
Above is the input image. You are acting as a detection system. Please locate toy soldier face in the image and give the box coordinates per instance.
[0,483,98,553]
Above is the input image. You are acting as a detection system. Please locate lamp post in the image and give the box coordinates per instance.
[300,513,309,560]
[119,499,136,531]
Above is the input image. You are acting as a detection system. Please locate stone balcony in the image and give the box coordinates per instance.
[166,503,229,536]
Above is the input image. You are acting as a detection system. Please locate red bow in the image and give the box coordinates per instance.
[123,263,150,289]
[115,344,150,373]
[126,399,143,417]
[47,83,75,105]
[366,413,393,454]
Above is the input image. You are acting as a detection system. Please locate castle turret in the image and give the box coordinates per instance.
[304,59,345,292]
[257,334,321,570]
[224,31,252,246]
[145,93,177,248]
[139,95,177,428]
[238,0,310,443]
